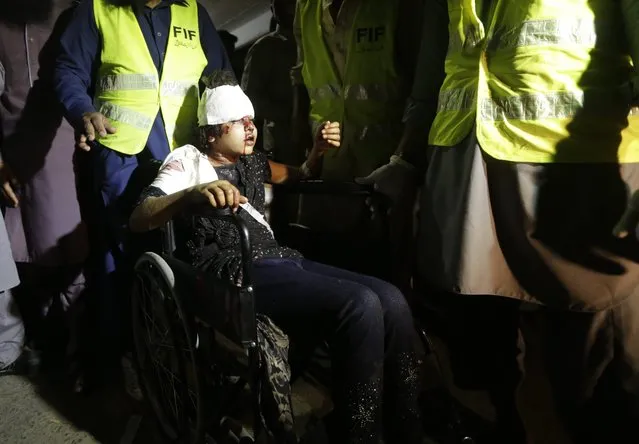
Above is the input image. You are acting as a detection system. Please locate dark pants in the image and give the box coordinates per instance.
[86,143,168,373]
[252,258,422,444]
[442,293,639,444]
[11,263,86,366]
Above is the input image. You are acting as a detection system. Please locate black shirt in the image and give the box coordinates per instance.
[140,151,300,285]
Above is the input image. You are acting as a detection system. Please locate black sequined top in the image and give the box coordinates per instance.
[139,151,301,285]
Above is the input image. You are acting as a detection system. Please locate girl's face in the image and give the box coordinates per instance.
[209,116,257,159]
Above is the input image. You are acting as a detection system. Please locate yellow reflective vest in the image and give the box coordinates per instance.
[429,0,639,163]
[298,0,405,177]
[93,0,207,155]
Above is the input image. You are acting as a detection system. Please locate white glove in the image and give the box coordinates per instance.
[355,155,417,203]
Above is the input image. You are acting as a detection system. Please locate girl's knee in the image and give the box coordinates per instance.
[374,281,412,320]
[349,287,384,319]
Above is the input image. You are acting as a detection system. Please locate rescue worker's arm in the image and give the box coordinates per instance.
[396,0,448,172]
[356,0,448,201]
[290,1,313,154]
[54,0,115,151]
[241,38,291,123]
[622,0,639,104]
[130,181,247,233]
[268,121,340,184]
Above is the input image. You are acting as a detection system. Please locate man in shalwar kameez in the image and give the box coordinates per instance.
[362,0,639,442]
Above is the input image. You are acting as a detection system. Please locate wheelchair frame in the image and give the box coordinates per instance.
[132,207,262,443]
[130,180,475,444]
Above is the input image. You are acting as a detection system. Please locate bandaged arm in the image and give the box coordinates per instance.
[130,187,194,233]
[130,157,228,232]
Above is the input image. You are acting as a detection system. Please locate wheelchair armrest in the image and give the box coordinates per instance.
[159,204,257,346]
[185,205,253,286]
[271,179,374,196]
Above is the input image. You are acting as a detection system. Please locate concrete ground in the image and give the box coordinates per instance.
[0,373,161,444]
[0,335,568,444]
[0,370,338,444]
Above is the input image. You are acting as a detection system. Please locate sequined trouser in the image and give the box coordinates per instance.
[253,258,423,444]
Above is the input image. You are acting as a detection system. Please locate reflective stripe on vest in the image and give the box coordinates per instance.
[437,88,475,113]
[96,73,158,92]
[430,1,639,163]
[93,0,207,155]
[95,100,154,130]
[481,91,584,122]
[438,88,637,123]
[490,17,597,49]
[447,17,598,55]
[160,80,198,97]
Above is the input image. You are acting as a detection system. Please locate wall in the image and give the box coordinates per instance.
[202,0,272,48]
[230,10,272,48]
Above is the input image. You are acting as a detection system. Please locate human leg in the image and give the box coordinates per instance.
[0,288,25,373]
[10,263,86,375]
[297,259,423,443]
[538,293,639,444]
[89,147,137,367]
[0,208,24,373]
[440,294,525,444]
[252,258,387,443]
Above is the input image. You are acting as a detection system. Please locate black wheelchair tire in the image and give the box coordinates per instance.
[131,252,209,444]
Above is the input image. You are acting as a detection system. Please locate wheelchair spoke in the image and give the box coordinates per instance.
[132,262,205,442]
[154,354,200,429]
[188,390,197,410]
[152,349,184,422]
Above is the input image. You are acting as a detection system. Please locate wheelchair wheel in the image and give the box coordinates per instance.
[131,252,208,443]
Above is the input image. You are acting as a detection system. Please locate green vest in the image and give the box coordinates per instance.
[430,0,639,163]
[299,0,404,177]
[299,0,404,126]
[93,0,207,155]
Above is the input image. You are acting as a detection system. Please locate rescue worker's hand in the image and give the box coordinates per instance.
[0,160,20,207]
[188,180,248,211]
[355,156,419,203]
[77,112,117,151]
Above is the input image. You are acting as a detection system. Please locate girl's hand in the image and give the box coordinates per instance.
[314,121,340,154]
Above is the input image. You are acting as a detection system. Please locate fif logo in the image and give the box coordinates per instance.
[356,26,385,44]
[173,26,197,40]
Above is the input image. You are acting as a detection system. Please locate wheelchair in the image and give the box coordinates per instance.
[129,174,476,444]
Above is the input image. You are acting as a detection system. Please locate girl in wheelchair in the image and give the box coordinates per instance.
[130,70,424,444]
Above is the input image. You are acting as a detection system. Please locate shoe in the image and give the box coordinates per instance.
[0,350,34,377]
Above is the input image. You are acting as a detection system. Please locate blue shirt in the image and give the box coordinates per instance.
[54,0,232,156]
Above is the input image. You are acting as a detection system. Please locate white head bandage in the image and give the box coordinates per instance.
[197,85,255,127]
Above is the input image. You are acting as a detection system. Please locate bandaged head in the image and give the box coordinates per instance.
[197,85,255,127]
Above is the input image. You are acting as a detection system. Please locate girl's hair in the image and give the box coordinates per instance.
[198,69,238,152]
[201,69,238,90]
